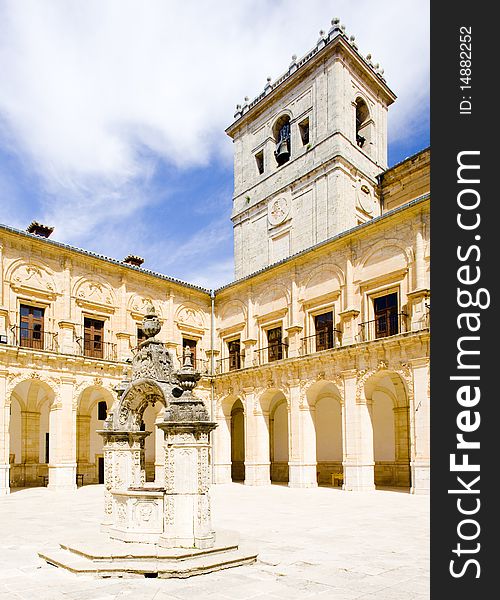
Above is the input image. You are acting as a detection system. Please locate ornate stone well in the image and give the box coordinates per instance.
[39,303,257,577]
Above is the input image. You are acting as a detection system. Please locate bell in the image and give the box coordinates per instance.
[275,139,290,165]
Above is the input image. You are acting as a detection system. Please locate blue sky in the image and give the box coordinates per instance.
[0,0,429,288]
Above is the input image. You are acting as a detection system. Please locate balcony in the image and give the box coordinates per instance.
[76,337,117,361]
[358,312,408,342]
[10,326,58,352]
[216,354,243,374]
[300,329,342,356]
[253,343,288,366]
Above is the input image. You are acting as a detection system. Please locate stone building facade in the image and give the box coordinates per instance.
[0,21,430,496]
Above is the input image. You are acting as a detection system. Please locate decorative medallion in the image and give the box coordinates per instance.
[268,197,290,226]
[357,182,374,214]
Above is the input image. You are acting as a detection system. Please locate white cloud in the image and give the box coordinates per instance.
[0,0,429,253]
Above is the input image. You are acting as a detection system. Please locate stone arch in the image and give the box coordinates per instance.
[260,389,289,484]
[254,284,290,321]
[8,378,56,488]
[230,398,245,482]
[363,369,411,489]
[76,385,116,484]
[354,95,374,154]
[306,380,343,485]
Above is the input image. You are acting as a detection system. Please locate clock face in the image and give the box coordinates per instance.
[268,197,290,226]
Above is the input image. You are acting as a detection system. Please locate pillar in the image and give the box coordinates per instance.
[410,358,430,494]
[288,380,317,487]
[243,388,271,486]
[342,370,375,491]
[157,422,216,549]
[48,377,77,491]
[0,371,10,495]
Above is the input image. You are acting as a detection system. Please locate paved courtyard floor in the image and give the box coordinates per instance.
[0,483,429,599]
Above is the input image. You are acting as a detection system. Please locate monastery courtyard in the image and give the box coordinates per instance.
[0,483,429,600]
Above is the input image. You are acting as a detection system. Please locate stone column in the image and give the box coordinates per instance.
[342,370,375,491]
[158,422,216,549]
[116,332,133,361]
[97,430,150,529]
[288,381,317,487]
[0,370,10,495]
[48,377,77,491]
[339,253,360,345]
[76,414,91,464]
[243,388,271,486]
[285,326,303,358]
[410,358,430,494]
[213,414,232,484]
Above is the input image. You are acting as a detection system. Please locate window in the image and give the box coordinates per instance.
[182,337,197,366]
[273,115,291,166]
[255,150,264,175]
[83,318,104,358]
[355,98,371,149]
[19,304,44,349]
[299,118,309,146]
[267,326,284,362]
[98,401,107,421]
[228,339,241,371]
[314,311,334,351]
[373,293,399,338]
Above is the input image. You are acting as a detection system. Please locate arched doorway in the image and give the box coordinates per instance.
[9,380,55,488]
[307,381,343,486]
[269,395,289,484]
[77,386,114,484]
[141,401,165,483]
[365,372,411,489]
[230,399,245,482]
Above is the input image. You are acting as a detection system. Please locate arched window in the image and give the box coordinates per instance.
[97,401,107,421]
[273,115,291,166]
[355,98,371,149]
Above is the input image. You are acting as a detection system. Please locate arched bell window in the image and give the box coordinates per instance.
[273,115,291,166]
[355,98,372,150]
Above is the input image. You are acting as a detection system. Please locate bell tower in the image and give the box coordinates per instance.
[226,18,396,279]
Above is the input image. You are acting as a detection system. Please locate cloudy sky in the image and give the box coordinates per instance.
[0,0,429,288]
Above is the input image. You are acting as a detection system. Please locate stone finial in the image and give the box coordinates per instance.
[264,77,272,94]
[141,302,161,341]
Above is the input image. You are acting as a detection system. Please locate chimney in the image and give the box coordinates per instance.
[26,221,54,238]
[123,254,144,267]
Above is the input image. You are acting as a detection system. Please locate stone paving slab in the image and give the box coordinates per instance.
[0,483,429,599]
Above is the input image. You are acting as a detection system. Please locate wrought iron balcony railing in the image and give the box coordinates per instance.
[253,343,288,366]
[10,326,58,352]
[216,354,243,374]
[300,329,342,356]
[76,337,117,361]
[358,312,408,342]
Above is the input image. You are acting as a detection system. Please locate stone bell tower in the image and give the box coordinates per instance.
[226,18,397,279]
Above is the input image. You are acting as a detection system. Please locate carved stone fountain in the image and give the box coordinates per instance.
[39,303,257,578]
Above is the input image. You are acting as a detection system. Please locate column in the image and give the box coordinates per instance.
[213,414,232,484]
[48,376,77,491]
[0,370,10,495]
[342,370,375,491]
[407,222,430,330]
[243,388,271,486]
[410,358,430,494]
[97,430,150,529]
[288,380,317,487]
